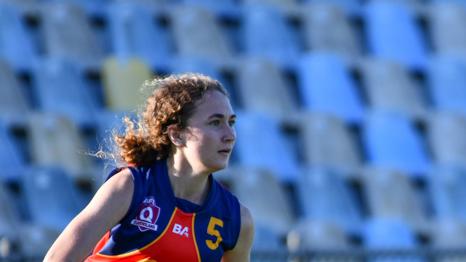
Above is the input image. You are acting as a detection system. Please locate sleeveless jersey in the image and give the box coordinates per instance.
[85,159,241,262]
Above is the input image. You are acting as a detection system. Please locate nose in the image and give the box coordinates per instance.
[222,125,236,144]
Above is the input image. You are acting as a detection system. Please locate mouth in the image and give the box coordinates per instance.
[218,149,231,155]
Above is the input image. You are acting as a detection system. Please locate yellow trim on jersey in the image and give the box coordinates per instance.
[191,213,201,262]
[96,208,178,258]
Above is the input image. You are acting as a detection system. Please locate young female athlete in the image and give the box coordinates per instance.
[44,73,254,261]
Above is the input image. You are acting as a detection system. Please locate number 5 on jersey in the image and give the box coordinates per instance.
[206,217,223,250]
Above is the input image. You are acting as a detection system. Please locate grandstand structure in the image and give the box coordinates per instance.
[1,0,466,261]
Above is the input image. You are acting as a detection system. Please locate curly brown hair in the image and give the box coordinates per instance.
[113,73,228,166]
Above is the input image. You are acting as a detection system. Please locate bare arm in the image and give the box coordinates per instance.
[223,204,254,262]
[44,169,134,262]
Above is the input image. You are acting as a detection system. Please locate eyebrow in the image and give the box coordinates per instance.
[208,113,237,120]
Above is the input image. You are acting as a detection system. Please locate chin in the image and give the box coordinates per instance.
[207,162,228,173]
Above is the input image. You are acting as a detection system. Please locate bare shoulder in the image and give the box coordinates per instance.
[239,204,254,238]
[85,167,135,218]
[103,168,134,193]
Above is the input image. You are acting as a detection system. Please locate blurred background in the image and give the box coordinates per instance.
[1,0,466,261]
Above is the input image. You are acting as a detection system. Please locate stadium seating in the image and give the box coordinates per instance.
[169,5,234,65]
[234,111,300,182]
[305,0,361,16]
[180,0,239,18]
[0,2,38,71]
[0,60,30,118]
[360,58,427,119]
[363,219,424,261]
[230,167,295,235]
[41,2,105,68]
[242,4,301,67]
[297,168,363,233]
[302,3,362,61]
[27,113,95,180]
[299,112,362,174]
[431,219,466,249]
[0,121,26,180]
[236,57,297,118]
[426,55,466,116]
[291,219,353,250]
[101,56,152,110]
[427,113,466,167]
[21,166,83,231]
[362,111,430,175]
[297,52,365,123]
[32,57,98,127]
[107,1,172,69]
[252,223,286,251]
[364,1,428,70]
[428,166,466,223]
[0,181,58,258]
[362,168,428,231]
[427,2,466,56]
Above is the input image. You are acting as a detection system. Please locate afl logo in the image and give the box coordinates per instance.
[130,197,160,232]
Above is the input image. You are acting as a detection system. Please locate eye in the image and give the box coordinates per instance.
[228,119,236,127]
[209,119,221,126]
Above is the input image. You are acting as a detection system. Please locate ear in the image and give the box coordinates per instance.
[167,125,185,146]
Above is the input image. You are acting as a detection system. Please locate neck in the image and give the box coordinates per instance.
[166,154,211,205]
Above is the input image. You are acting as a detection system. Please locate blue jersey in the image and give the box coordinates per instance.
[86,159,241,262]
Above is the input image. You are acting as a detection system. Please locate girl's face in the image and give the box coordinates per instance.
[179,90,236,174]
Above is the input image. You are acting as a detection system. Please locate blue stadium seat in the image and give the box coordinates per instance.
[363,219,424,262]
[297,52,365,123]
[300,112,362,173]
[427,113,466,167]
[361,58,427,119]
[362,112,430,175]
[306,0,362,16]
[0,180,57,258]
[362,168,428,230]
[426,56,466,116]
[180,0,239,18]
[170,5,234,66]
[41,2,105,68]
[230,167,295,239]
[252,223,285,252]
[292,220,354,251]
[364,2,428,70]
[431,220,466,249]
[428,2,466,56]
[430,0,466,10]
[234,111,300,182]
[236,57,297,118]
[27,113,96,182]
[107,1,172,69]
[428,166,466,223]
[46,0,109,16]
[0,3,38,71]
[21,167,82,231]
[0,121,26,180]
[242,4,301,68]
[0,60,30,118]
[297,168,362,233]
[0,182,22,243]
[32,58,98,127]
[302,3,362,62]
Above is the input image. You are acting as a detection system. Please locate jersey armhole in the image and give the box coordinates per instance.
[104,166,141,225]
